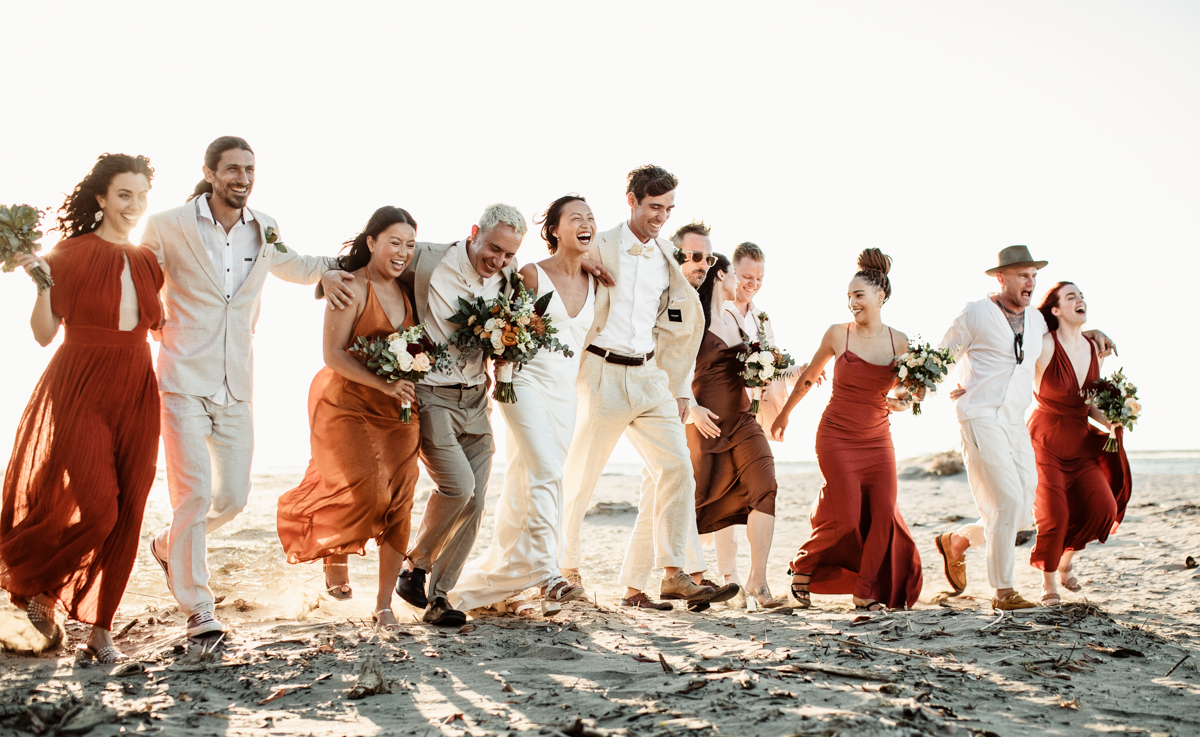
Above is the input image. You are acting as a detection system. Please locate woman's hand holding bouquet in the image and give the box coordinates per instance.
[737,314,796,414]
[894,341,956,415]
[350,323,451,422]
[1084,368,1141,452]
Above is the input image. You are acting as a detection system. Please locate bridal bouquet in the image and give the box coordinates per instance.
[447,272,574,403]
[1084,368,1141,452]
[0,204,54,291]
[350,323,451,423]
[737,313,795,414]
[894,341,956,415]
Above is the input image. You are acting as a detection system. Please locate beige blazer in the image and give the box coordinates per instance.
[141,201,338,401]
[585,224,703,399]
[399,240,515,324]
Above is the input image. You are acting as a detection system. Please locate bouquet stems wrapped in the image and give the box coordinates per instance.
[0,205,53,291]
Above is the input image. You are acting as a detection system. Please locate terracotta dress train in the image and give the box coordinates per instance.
[789,328,923,609]
[687,330,777,534]
[277,282,421,563]
[1028,332,1132,571]
[0,234,163,629]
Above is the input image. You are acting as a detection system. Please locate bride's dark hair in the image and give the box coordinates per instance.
[854,248,893,302]
[697,252,732,331]
[338,206,418,273]
[56,153,154,239]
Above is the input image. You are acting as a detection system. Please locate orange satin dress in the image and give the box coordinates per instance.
[789,328,923,609]
[1028,332,1131,571]
[0,234,163,629]
[276,281,421,563]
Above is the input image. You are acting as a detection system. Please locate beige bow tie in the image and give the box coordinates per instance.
[629,241,656,258]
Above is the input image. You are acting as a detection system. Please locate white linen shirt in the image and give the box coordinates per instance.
[196,194,261,405]
[424,241,504,387]
[591,221,669,355]
[940,296,1047,426]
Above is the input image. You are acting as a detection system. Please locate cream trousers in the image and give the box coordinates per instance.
[562,354,695,590]
[954,416,1038,589]
[155,392,254,617]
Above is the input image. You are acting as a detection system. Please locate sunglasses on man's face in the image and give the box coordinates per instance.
[1014,332,1024,365]
[681,251,717,267]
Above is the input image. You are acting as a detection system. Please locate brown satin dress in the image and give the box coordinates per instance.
[0,234,163,629]
[789,327,923,609]
[687,330,778,533]
[1028,332,1131,571]
[277,281,421,563]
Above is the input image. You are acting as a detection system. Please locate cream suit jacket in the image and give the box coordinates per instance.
[585,224,703,399]
[399,240,516,324]
[142,201,338,401]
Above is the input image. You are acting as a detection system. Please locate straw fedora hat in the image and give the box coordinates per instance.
[985,245,1048,276]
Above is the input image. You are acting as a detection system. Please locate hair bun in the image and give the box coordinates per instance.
[857,248,892,276]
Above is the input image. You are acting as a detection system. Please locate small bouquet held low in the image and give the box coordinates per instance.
[894,340,956,415]
[737,312,796,414]
[447,272,574,403]
[350,323,451,423]
[0,204,54,291]
[1084,368,1141,452]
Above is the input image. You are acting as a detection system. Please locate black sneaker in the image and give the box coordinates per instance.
[423,597,466,627]
[397,568,428,609]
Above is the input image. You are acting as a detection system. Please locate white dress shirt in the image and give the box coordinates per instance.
[591,222,669,355]
[940,296,1047,425]
[424,241,504,387]
[196,194,261,405]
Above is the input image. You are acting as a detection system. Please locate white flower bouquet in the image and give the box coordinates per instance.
[737,313,795,414]
[1084,368,1141,452]
[894,341,956,415]
[350,323,451,422]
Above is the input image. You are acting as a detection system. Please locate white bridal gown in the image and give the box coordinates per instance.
[450,266,595,611]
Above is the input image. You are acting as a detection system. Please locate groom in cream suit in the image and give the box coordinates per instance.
[560,165,718,609]
[142,137,352,637]
[394,204,525,626]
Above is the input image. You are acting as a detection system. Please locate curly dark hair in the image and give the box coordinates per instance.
[55,153,154,239]
[536,194,587,254]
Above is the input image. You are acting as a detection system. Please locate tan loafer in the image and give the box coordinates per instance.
[934,533,967,594]
[660,572,716,602]
[992,591,1042,611]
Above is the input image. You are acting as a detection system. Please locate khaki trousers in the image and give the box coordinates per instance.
[562,353,696,590]
[155,392,254,616]
[954,416,1038,589]
[407,384,494,600]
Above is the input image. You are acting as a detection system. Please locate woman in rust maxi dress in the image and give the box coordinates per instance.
[0,155,162,661]
[772,249,923,611]
[1029,282,1131,606]
[277,207,421,633]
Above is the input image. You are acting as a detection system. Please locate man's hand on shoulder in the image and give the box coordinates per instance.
[1083,329,1117,359]
[582,258,615,287]
[321,270,356,310]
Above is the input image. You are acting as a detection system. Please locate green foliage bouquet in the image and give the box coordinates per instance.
[0,205,53,291]
[350,323,452,422]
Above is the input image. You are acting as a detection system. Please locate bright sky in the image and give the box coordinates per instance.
[2,2,1198,473]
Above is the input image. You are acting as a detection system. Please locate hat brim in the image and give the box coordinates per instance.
[985,260,1048,276]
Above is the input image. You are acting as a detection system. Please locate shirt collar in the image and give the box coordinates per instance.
[196,193,254,226]
[621,221,657,255]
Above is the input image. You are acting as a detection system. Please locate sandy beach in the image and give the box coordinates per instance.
[0,455,1196,737]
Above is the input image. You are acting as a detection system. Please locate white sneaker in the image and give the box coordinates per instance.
[187,610,225,637]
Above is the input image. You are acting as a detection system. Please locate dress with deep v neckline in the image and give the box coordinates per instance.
[788,324,923,609]
[451,265,595,611]
[277,280,422,564]
[1026,331,1131,572]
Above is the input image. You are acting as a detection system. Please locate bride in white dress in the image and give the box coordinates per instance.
[451,196,597,616]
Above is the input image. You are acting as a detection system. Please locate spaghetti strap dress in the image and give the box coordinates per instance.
[0,234,164,629]
[277,280,421,563]
[687,329,777,533]
[1027,332,1132,571]
[788,326,923,609]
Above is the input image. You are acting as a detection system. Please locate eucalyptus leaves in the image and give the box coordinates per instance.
[0,204,53,291]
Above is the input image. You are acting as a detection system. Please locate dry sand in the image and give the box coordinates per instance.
[0,460,1197,737]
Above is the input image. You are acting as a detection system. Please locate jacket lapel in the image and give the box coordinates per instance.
[178,205,224,294]
[413,241,452,324]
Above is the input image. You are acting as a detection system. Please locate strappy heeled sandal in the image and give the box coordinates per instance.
[1057,563,1081,592]
[855,601,887,612]
[323,562,352,600]
[788,569,812,609]
[542,576,586,603]
[23,596,65,647]
[505,598,537,617]
[77,643,128,664]
[748,584,787,609]
[372,608,403,634]
[1040,591,1063,607]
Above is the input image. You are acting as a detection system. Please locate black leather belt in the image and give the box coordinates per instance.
[586,345,655,366]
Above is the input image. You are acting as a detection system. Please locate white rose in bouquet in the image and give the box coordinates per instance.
[396,350,415,372]
[761,363,775,380]
[490,331,505,353]
[388,336,407,356]
[756,351,775,367]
